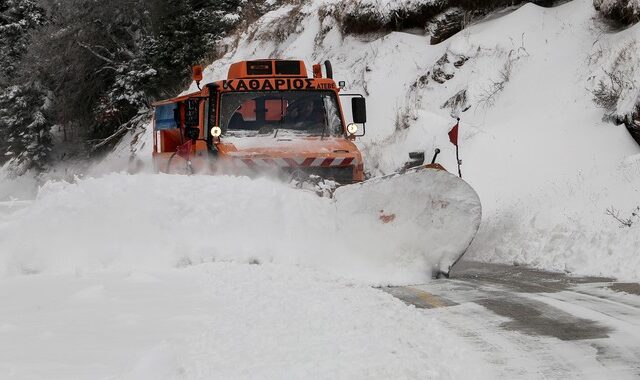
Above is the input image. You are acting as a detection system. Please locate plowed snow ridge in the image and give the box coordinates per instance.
[0,172,478,285]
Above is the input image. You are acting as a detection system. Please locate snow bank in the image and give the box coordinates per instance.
[440,1,640,280]
[588,21,640,122]
[0,171,479,285]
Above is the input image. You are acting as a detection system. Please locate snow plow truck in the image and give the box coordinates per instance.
[152,60,365,182]
[151,59,481,277]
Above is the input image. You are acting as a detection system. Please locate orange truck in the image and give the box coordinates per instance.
[152,59,368,183]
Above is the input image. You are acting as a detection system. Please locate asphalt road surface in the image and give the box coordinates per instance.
[385,260,640,379]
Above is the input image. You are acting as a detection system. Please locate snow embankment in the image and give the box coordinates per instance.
[438,1,640,280]
[0,171,479,285]
[589,20,640,123]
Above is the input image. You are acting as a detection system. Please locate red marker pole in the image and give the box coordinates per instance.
[456,144,462,178]
[448,118,462,178]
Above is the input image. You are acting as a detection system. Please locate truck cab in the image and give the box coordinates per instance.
[152,59,367,183]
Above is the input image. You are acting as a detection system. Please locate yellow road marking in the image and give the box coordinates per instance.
[409,287,447,308]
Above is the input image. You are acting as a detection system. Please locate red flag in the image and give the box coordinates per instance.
[176,140,192,161]
[448,121,459,146]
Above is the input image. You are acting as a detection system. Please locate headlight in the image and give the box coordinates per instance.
[347,123,358,135]
[211,126,222,137]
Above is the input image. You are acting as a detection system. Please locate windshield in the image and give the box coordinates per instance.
[219,91,344,137]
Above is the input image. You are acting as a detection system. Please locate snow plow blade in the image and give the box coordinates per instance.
[333,167,482,278]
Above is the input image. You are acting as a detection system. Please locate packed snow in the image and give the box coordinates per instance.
[0,263,491,379]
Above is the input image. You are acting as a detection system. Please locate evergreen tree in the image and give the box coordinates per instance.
[0,0,261,174]
[0,0,50,173]
[0,0,46,84]
[28,0,243,142]
[0,83,53,174]
[143,0,241,89]
[95,0,242,136]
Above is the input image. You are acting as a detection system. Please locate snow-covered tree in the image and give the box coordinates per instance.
[594,0,640,24]
[0,0,46,84]
[0,0,49,173]
[0,83,52,174]
[27,0,243,144]
[0,0,271,173]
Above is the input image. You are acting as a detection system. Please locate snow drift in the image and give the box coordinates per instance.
[0,170,480,285]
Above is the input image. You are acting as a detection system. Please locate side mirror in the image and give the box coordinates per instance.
[352,97,367,124]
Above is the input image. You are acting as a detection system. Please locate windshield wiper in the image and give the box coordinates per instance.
[320,114,329,140]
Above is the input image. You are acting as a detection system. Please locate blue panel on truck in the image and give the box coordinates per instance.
[155,104,178,130]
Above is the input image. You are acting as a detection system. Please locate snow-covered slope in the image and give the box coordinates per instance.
[182,0,640,280]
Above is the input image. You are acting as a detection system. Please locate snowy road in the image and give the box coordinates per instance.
[2,258,640,379]
[1,172,639,378]
[387,261,640,379]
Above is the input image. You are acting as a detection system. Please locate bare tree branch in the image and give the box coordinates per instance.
[606,206,637,228]
[76,41,116,64]
[95,66,118,74]
[90,114,147,151]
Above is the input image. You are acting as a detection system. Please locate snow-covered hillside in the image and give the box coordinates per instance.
[183,0,640,280]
